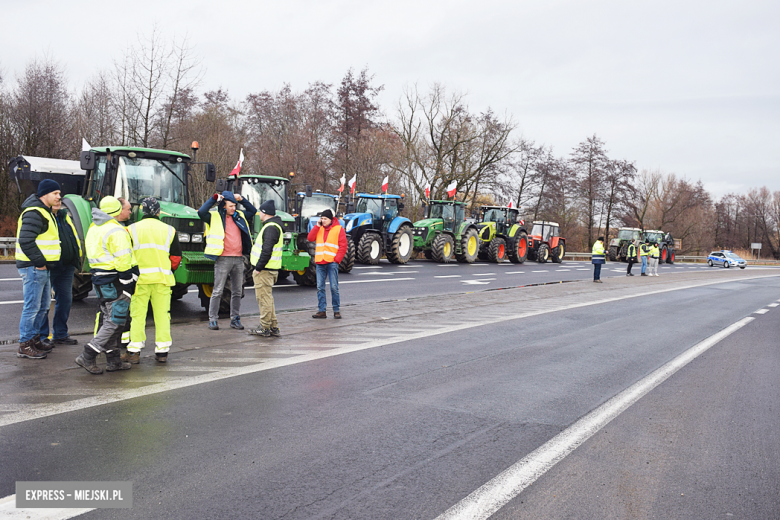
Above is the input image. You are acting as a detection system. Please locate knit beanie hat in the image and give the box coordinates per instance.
[100,196,123,216]
[141,197,160,217]
[37,179,61,197]
[258,200,276,216]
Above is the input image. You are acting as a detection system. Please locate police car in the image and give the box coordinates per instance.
[707,250,747,269]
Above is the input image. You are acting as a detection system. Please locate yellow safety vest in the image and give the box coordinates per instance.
[314,224,342,263]
[591,241,605,261]
[15,207,61,263]
[640,244,651,256]
[250,222,283,270]
[204,209,250,257]
[627,243,637,259]
[650,245,660,258]
[128,218,176,286]
[63,212,83,260]
[86,219,135,273]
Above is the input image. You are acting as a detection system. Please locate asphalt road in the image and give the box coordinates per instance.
[0,259,769,342]
[1,270,778,518]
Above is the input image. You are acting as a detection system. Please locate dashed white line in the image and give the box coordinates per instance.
[473,273,496,277]
[435,275,462,279]
[0,278,22,282]
[532,270,545,273]
[338,278,415,285]
[505,272,524,275]
[768,303,779,308]
[352,266,382,269]
[754,309,769,314]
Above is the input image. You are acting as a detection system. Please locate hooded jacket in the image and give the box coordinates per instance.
[16,194,56,269]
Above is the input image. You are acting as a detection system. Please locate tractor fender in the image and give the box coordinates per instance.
[387,216,412,234]
[457,221,478,236]
[62,195,94,270]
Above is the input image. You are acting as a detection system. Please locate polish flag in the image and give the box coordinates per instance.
[381,176,389,192]
[446,180,457,198]
[338,175,346,193]
[424,184,430,199]
[348,174,357,194]
[230,148,244,177]
[508,201,513,208]
[81,138,91,152]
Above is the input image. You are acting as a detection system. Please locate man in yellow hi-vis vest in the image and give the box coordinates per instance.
[124,197,182,363]
[248,200,283,337]
[15,179,62,359]
[75,196,137,375]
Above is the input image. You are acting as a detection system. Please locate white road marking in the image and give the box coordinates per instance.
[337,278,415,285]
[352,266,382,269]
[504,272,524,275]
[435,316,755,520]
[556,269,571,272]
[437,264,458,267]
[768,303,779,308]
[396,264,417,267]
[462,279,493,285]
[0,274,774,429]
[532,270,545,273]
[0,299,54,306]
[435,275,462,278]
[576,269,589,271]
[357,270,418,275]
[473,273,496,276]
[754,308,769,314]
[0,494,93,519]
[0,278,21,282]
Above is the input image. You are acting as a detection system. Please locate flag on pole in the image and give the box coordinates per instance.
[424,184,430,199]
[381,176,389,193]
[446,180,457,198]
[81,138,91,152]
[348,174,357,194]
[338,175,346,193]
[508,201,513,208]
[230,148,244,177]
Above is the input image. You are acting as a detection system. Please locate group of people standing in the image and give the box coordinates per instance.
[591,236,663,282]
[15,183,348,374]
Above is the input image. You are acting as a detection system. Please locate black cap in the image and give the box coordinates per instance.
[597,236,604,242]
[258,200,276,216]
[141,197,160,216]
[317,209,334,220]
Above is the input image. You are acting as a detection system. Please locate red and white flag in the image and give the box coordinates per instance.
[424,184,430,199]
[381,176,389,193]
[338,175,346,193]
[230,148,244,177]
[508,201,513,208]
[446,180,457,198]
[348,174,357,194]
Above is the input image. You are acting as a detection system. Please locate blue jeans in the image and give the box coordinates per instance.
[18,266,51,342]
[641,256,648,274]
[593,263,602,280]
[315,263,340,312]
[39,264,75,340]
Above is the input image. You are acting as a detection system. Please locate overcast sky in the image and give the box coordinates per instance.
[3,0,778,199]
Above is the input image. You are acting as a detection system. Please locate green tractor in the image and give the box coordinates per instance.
[411,199,480,263]
[219,173,312,288]
[475,206,529,263]
[65,146,218,305]
[608,227,642,261]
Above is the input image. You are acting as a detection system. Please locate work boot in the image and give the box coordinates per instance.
[120,351,140,364]
[155,353,168,363]
[312,311,327,319]
[209,321,219,330]
[53,336,78,345]
[230,317,244,330]
[270,327,281,337]
[105,350,131,372]
[248,328,271,337]
[333,312,342,319]
[75,347,102,374]
[17,339,47,359]
[41,337,55,349]
[32,335,53,353]
[641,273,648,276]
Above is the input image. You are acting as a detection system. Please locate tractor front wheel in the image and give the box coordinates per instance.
[488,237,506,263]
[431,234,455,263]
[357,233,383,265]
[387,226,414,264]
[507,232,528,264]
[456,228,480,263]
[551,242,565,263]
[339,235,356,273]
[608,245,618,261]
[72,272,92,301]
[536,243,550,263]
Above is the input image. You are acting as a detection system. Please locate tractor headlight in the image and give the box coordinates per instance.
[346,219,353,232]
[178,233,190,243]
[190,234,203,243]
[283,232,292,239]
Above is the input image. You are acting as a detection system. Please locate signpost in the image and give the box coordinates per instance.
[751,243,762,260]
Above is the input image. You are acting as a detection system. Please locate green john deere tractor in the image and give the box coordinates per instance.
[475,206,529,263]
[608,227,642,261]
[66,146,218,306]
[412,200,480,263]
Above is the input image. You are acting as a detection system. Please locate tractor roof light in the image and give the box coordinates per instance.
[191,141,199,151]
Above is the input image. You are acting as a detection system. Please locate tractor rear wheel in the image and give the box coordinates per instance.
[668,251,675,264]
[276,270,290,284]
[339,235,356,273]
[387,226,413,264]
[171,283,189,300]
[488,237,506,263]
[456,228,480,263]
[608,245,618,261]
[423,249,433,260]
[357,233,383,265]
[431,234,455,263]
[536,243,550,263]
[551,242,565,263]
[198,283,242,315]
[660,247,668,263]
[72,272,92,301]
[293,243,317,286]
[507,231,528,264]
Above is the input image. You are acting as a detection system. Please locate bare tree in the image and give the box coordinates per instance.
[570,134,609,248]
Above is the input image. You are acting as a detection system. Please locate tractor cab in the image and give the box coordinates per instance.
[426,200,465,233]
[475,206,528,263]
[478,206,520,237]
[297,191,340,232]
[530,221,559,242]
[343,193,414,265]
[528,221,565,263]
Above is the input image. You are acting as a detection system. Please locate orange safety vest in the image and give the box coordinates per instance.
[314,224,342,263]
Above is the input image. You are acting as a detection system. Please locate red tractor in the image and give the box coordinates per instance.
[527,221,566,263]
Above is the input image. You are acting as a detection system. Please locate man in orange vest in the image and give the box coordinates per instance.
[308,209,347,319]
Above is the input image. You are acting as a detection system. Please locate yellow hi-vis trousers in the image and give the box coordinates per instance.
[128,284,172,353]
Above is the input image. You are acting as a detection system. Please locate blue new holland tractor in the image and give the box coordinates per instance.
[343,193,414,265]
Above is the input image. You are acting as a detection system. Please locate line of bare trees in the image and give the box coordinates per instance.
[1,32,778,257]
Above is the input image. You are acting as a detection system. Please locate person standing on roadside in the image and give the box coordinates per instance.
[248,201,283,337]
[640,239,651,276]
[592,236,606,283]
[626,240,638,277]
[75,196,136,374]
[125,198,181,364]
[308,209,347,319]
[198,191,257,331]
[38,197,83,349]
[649,241,660,276]
[15,180,62,359]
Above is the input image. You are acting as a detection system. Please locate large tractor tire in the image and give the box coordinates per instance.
[171,283,189,300]
[431,234,455,263]
[667,251,675,264]
[488,237,507,263]
[72,272,92,301]
[387,226,414,264]
[507,231,528,264]
[293,243,317,286]
[357,232,383,265]
[551,242,565,263]
[456,228,480,264]
[198,283,243,315]
[536,243,550,263]
[608,245,618,261]
[242,254,254,289]
[276,270,290,284]
[660,247,668,264]
[339,235,356,273]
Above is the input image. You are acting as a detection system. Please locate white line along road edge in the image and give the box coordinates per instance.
[435,316,755,520]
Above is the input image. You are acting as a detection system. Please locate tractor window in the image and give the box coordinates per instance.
[384,199,398,221]
[89,155,108,199]
[618,229,639,241]
[300,195,336,219]
[356,197,383,218]
[454,204,464,223]
[114,156,187,206]
[483,209,502,222]
[240,179,288,213]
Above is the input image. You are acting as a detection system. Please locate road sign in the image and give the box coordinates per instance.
[751,243,762,249]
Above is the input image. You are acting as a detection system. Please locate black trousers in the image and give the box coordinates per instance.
[627,259,636,274]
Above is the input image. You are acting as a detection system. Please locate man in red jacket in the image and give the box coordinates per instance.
[308,209,347,319]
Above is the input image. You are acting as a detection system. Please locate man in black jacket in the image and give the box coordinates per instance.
[38,198,83,348]
[248,200,283,337]
[15,179,61,359]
